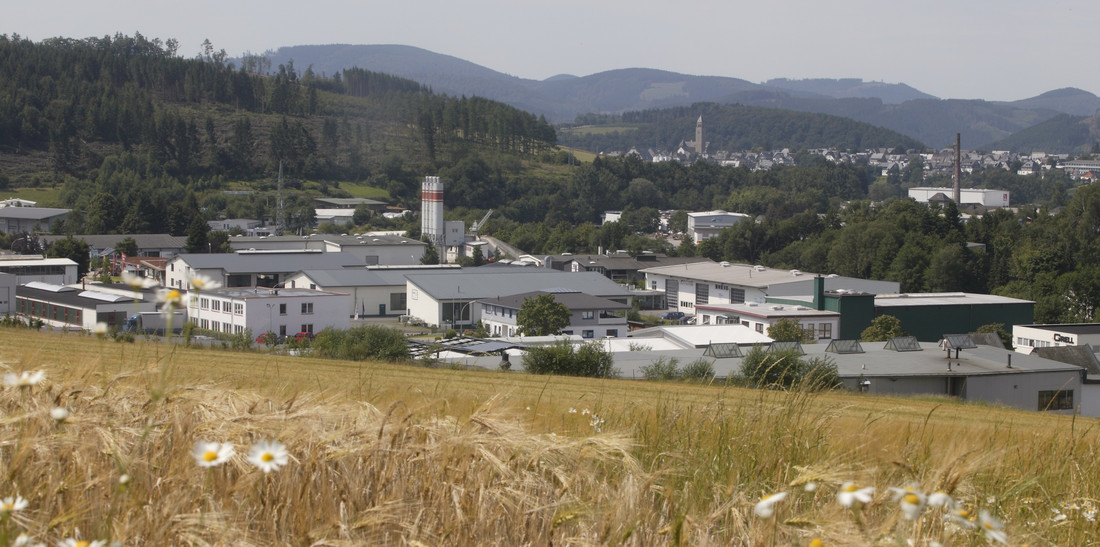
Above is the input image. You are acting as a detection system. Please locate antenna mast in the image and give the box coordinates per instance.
[276,161,285,234]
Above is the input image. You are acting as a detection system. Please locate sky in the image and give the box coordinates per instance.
[10,0,1099,102]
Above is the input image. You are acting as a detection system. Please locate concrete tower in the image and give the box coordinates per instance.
[420,176,444,247]
[695,116,704,155]
[953,133,962,204]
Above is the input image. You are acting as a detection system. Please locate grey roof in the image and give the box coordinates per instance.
[313,197,387,207]
[204,286,347,300]
[229,233,425,248]
[296,268,419,288]
[1020,323,1100,335]
[0,207,71,220]
[174,252,363,273]
[478,290,631,311]
[406,269,633,301]
[40,234,186,250]
[549,254,712,271]
[1031,346,1100,376]
[18,283,135,308]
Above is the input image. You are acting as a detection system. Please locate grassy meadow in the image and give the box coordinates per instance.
[1,329,1098,545]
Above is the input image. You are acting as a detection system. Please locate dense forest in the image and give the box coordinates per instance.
[2,34,1100,324]
[566,103,924,154]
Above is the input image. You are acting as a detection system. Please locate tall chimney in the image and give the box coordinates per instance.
[953,133,962,204]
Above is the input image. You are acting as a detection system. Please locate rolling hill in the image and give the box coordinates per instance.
[254,44,1100,152]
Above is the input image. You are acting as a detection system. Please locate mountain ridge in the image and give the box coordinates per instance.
[253,44,1100,152]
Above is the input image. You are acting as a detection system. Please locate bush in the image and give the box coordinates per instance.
[738,346,839,391]
[640,358,680,380]
[522,341,618,378]
[311,325,410,362]
[680,358,716,380]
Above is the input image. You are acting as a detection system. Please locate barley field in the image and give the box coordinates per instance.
[0,329,1097,545]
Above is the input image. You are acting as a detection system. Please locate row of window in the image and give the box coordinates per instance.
[482,304,515,318]
[198,318,245,335]
[196,300,315,315]
[16,298,83,325]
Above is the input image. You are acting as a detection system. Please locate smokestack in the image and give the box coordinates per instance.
[953,133,961,204]
[1007,354,1012,368]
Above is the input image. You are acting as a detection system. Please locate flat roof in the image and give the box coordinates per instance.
[875,292,1033,307]
[173,252,364,272]
[640,262,822,289]
[696,302,840,319]
[0,207,71,219]
[406,268,632,301]
[204,287,347,299]
[629,324,773,348]
[40,234,186,249]
[1017,323,1100,335]
[478,290,632,311]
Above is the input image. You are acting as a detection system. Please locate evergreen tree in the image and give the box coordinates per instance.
[185,215,211,253]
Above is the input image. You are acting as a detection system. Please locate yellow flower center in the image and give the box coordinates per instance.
[167,290,181,300]
[983,522,995,530]
[261,453,275,462]
[203,451,218,462]
[903,493,920,505]
[844,484,858,492]
[76,542,90,547]
[957,509,970,518]
[1,503,11,510]
[809,540,823,547]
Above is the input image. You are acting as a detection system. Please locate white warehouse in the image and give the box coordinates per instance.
[907,187,1010,208]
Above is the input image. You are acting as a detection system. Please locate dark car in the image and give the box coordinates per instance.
[660,311,685,320]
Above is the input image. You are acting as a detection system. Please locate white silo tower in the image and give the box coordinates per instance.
[420,176,445,247]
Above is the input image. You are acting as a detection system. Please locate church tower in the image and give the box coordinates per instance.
[695,116,704,155]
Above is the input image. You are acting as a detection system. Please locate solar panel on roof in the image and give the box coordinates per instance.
[703,343,744,358]
[884,336,922,352]
[825,339,864,354]
[769,341,805,355]
[942,334,977,349]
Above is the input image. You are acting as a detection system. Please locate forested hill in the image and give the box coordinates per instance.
[0,34,556,184]
[565,103,924,153]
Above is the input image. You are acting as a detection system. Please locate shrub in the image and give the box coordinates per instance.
[522,341,618,378]
[641,357,680,380]
[680,358,716,380]
[738,346,839,391]
[311,325,410,362]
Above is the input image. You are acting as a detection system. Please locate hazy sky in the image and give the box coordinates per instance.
[11,0,1098,101]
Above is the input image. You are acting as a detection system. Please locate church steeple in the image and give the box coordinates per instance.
[695,116,704,155]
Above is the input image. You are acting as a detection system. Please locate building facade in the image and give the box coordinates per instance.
[188,287,350,338]
[478,290,630,339]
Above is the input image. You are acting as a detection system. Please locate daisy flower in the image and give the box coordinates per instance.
[754,491,787,518]
[188,273,222,292]
[979,510,1007,544]
[191,441,234,467]
[121,270,158,290]
[92,322,109,336]
[156,288,184,310]
[50,407,70,423]
[927,491,954,508]
[246,440,289,473]
[58,539,107,547]
[900,491,926,520]
[0,495,28,513]
[4,370,45,388]
[837,482,874,507]
[948,507,977,529]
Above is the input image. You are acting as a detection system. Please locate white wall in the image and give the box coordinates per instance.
[190,290,350,337]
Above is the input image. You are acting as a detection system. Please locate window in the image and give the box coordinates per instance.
[301,324,314,333]
[650,281,657,290]
[279,303,287,315]
[233,303,243,315]
[301,302,314,314]
[755,323,764,333]
[695,283,709,305]
[582,330,594,339]
[390,292,406,311]
[582,311,594,320]
[730,288,745,304]
[606,329,618,337]
[309,284,316,290]
[200,297,209,310]
[279,325,287,336]
[819,323,832,339]
[211,300,221,312]
[804,323,814,339]
[1038,390,1073,411]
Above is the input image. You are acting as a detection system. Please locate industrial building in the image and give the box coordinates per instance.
[907,187,1010,208]
[188,286,349,339]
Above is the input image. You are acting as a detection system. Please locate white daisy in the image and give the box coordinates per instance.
[246,440,289,473]
[188,273,222,292]
[50,407,70,422]
[4,370,45,388]
[92,322,109,336]
[156,288,184,310]
[0,495,28,513]
[837,482,874,507]
[121,270,158,290]
[754,491,787,518]
[900,491,926,520]
[927,491,954,508]
[979,510,1007,544]
[191,441,234,467]
[58,539,107,547]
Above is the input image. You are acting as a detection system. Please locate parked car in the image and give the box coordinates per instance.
[255,332,283,345]
[292,331,314,342]
[660,311,685,320]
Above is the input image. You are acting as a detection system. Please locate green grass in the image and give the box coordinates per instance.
[335,182,391,200]
[6,187,63,207]
[560,124,642,136]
